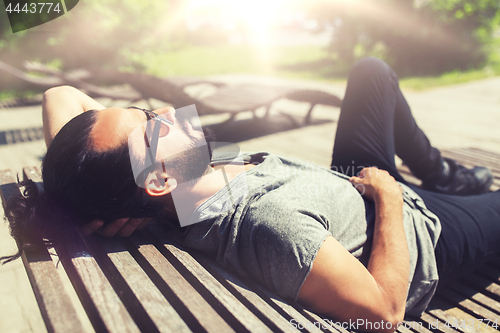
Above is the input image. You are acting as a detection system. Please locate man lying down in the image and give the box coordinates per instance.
[2,58,499,333]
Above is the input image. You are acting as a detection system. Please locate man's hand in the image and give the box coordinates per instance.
[349,167,402,202]
[80,217,153,237]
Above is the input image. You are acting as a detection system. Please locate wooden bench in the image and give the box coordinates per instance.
[1,147,500,333]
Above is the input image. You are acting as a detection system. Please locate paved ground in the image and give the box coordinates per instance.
[0,76,499,332]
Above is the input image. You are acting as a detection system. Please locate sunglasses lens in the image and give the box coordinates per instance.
[159,123,170,137]
[144,120,170,138]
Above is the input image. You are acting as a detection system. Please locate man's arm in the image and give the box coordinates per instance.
[42,86,152,237]
[42,85,105,147]
[298,168,408,333]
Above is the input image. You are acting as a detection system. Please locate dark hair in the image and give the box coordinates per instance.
[1,110,163,263]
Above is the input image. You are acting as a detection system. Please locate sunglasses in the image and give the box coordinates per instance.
[127,106,174,138]
[128,106,175,178]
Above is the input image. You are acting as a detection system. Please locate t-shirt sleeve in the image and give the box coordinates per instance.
[231,201,331,300]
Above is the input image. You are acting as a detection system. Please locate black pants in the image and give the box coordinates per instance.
[331,57,500,282]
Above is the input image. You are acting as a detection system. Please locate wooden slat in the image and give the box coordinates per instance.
[448,283,500,316]
[144,228,273,332]
[418,312,460,333]
[447,148,500,166]
[406,319,434,333]
[467,147,500,159]
[397,324,414,333]
[440,149,500,190]
[80,235,168,332]
[441,150,500,177]
[244,278,334,333]
[60,238,141,333]
[462,274,500,301]
[436,288,500,322]
[23,167,141,333]
[427,296,498,333]
[302,309,350,333]
[424,300,468,333]
[88,236,191,333]
[127,233,234,333]
[399,147,500,189]
[0,170,20,208]
[193,253,325,333]
[0,169,86,333]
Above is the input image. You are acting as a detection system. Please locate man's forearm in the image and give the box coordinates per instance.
[367,193,409,323]
[42,86,105,146]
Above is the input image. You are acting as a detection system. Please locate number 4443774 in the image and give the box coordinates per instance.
[445,318,498,330]
[6,2,61,14]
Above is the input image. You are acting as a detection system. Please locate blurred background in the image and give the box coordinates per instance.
[1,0,500,98]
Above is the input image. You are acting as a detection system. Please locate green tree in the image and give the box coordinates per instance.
[0,0,185,91]
[308,0,500,76]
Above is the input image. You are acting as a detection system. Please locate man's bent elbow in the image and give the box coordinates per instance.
[43,85,76,99]
[362,305,405,332]
[381,310,405,332]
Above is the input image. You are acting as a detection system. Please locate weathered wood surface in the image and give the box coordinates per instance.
[23,166,139,333]
[128,238,233,332]
[0,147,499,332]
[0,169,86,333]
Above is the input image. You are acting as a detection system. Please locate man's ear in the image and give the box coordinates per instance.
[145,172,177,197]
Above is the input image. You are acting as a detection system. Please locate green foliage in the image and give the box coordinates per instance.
[0,0,191,92]
[129,45,331,78]
[0,0,181,71]
[307,0,500,76]
[400,62,500,90]
[1,0,499,91]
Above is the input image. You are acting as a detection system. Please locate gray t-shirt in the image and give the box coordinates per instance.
[178,152,441,317]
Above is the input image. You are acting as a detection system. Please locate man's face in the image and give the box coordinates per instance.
[90,106,211,186]
[157,121,214,184]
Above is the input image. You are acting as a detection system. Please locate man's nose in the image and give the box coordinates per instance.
[155,106,176,123]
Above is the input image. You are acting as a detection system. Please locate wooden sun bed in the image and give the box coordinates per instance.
[0,61,343,127]
[97,72,343,126]
[1,147,499,333]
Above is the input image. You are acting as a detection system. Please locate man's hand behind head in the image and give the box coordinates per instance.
[80,217,153,238]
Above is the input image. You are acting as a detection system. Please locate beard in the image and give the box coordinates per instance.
[161,123,216,185]
[154,124,216,226]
